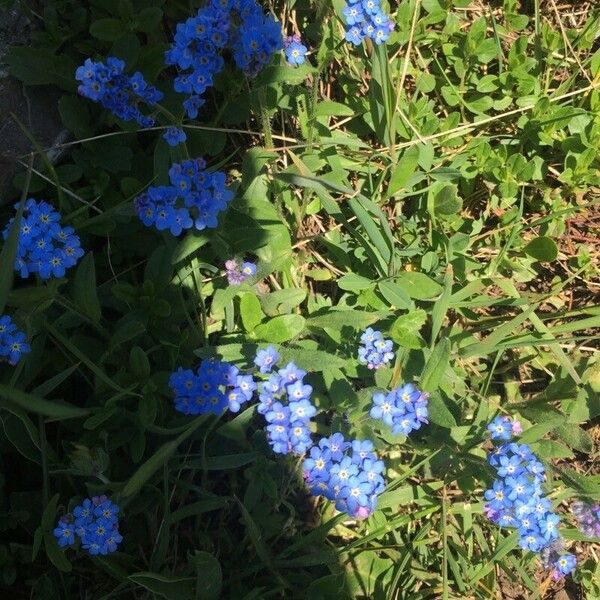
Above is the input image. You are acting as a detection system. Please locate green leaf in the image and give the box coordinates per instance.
[0,383,89,419]
[428,393,457,428]
[204,453,257,470]
[314,101,355,117]
[5,47,77,91]
[73,253,102,322]
[254,64,315,87]
[388,147,420,197]
[121,416,206,498]
[307,309,389,331]
[0,192,31,315]
[129,573,195,600]
[172,232,210,264]
[260,289,306,316]
[278,348,346,372]
[389,309,427,349]
[378,281,412,309]
[254,315,305,343]
[338,274,374,292]
[234,497,275,570]
[393,272,443,300]
[420,338,451,393]
[42,495,72,572]
[240,293,263,333]
[189,551,222,600]
[137,7,163,32]
[90,18,126,41]
[58,96,91,137]
[523,236,558,262]
[430,182,462,215]
[170,498,229,522]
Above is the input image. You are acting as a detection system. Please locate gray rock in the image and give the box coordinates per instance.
[0,7,67,205]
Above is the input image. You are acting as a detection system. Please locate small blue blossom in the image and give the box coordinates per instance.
[487,415,514,441]
[553,553,577,578]
[53,519,75,548]
[163,126,187,146]
[254,346,280,373]
[284,35,308,66]
[225,259,257,284]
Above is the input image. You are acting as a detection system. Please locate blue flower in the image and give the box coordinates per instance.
[285,41,307,66]
[303,446,332,479]
[53,519,75,548]
[287,380,313,402]
[255,361,315,456]
[254,345,280,373]
[163,126,187,147]
[279,362,306,385]
[483,418,573,573]
[370,392,397,426]
[319,433,350,462]
[496,455,524,478]
[484,480,508,512]
[487,415,514,441]
[289,398,317,421]
[554,553,576,576]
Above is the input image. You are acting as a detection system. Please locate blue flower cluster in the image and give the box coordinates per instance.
[225,259,257,285]
[371,383,429,435]
[75,57,163,127]
[484,418,576,579]
[53,496,122,556]
[358,327,394,369]
[0,315,30,366]
[284,34,308,67]
[165,0,282,119]
[342,0,394,46]
[2,199,83,280]
[134,158,233,235]
[572,501,600,538]
[304,433,385,519]
[255,351,315,455]
[169,358,256,415]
